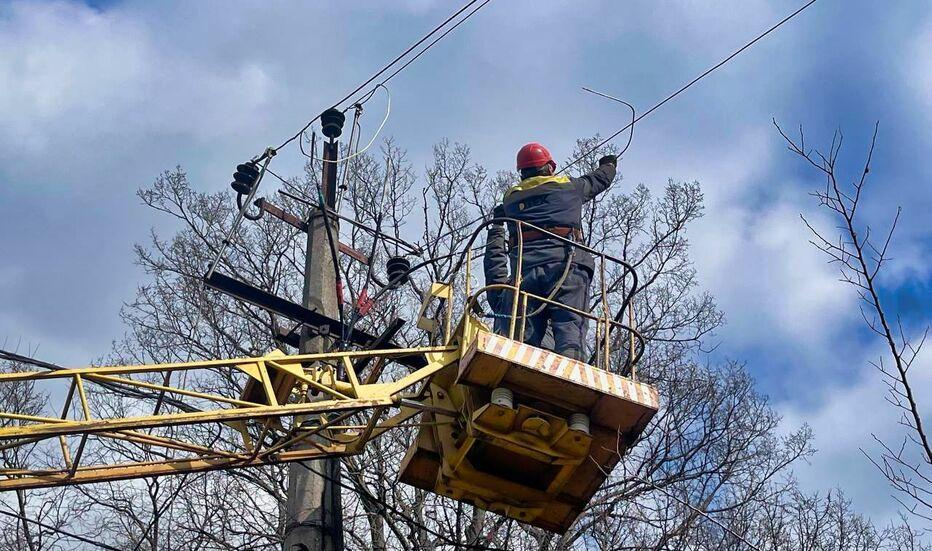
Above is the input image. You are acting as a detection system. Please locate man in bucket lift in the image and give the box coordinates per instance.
[498,142,617,361]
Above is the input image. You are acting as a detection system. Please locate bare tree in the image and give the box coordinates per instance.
[776,120,932,522]
[5,132,924,549]
[0,359,90,551]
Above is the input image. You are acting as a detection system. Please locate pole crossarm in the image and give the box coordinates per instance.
[0,346,459,492]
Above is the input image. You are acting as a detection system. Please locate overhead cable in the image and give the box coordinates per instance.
[412,0,819,281]
[300,461,497,550]
[270,0,492,157]
[321,84,392,165]
[560,0,819,174]
[354,0,492,109]
[0,507,123,551]
[580,86,636,160]
[632,475,764,551]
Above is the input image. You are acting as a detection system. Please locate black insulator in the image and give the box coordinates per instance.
[231,162,260,195]
[320,108,346,139]
[386,256,411,288]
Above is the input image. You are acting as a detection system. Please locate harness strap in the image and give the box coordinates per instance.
[509,226,582,247]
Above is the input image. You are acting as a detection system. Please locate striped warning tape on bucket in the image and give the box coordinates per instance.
[476,332,659,409]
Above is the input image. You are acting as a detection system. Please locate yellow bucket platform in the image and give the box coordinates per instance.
[400,329,659,533]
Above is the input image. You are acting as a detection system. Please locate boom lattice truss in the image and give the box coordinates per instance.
[0,222,658,532]
[0,346,459,491]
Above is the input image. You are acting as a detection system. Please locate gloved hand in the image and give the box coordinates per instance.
[491,204,505,223]
[598,154,618,167]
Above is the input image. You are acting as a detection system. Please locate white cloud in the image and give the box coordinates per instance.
[0,1,929,531]
[780,346,932,525]
[624,124,855,349]
[907,16,932,118]
[0,1,273,160]
[696,197,853,347]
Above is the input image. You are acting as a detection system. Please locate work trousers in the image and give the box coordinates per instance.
[489,290,555,350]
[515,262,591,360]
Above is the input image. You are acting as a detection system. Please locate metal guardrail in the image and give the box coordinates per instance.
[457,218,644,379]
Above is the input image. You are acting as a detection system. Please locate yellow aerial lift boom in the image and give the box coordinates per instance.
[0,221,658,534]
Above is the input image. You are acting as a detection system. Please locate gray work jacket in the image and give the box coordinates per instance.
[502,164,616,274]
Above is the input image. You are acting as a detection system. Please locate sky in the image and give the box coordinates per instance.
[1,0,930,529]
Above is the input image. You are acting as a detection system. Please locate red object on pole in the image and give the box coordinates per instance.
[356,287,374,316]
[335,279,344,306]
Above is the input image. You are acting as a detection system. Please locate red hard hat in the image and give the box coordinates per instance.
[516,142,555,170]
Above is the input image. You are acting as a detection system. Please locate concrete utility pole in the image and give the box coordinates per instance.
[283,110,345,551]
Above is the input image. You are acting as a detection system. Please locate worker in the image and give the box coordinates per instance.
[502,142,617,360]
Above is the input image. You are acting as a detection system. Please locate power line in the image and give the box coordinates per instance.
[560,0,819,174]
[130,473,192,551]
[271,0,492,156]
[632,475,763,551]
[355,0,493,109]
[359,0,819,250]
[300,461,497,550]
[580,86,636,161]
[0,506,123,551]
[0,349,199,414]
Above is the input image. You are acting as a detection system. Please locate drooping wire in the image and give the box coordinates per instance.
[335,105,364,212]
[0,349,198,413]
[559,0,819,175]
[299,460,498,550]
[580,86,636,161]
[320,84,391,165]
[577,87,635,249]
[354,0,492,109]
[0,506,123,551]
[299,129,317,162]
[269,0,491,157]
[631,475,765,551]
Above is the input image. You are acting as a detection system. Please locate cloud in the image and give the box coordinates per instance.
[0,0,930,529]
[780,345,932,524]
[906,14,932,119]
[697,198,853,345]
[621,0,776,56]
[624,123,855,354]
[0,1,273,173]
